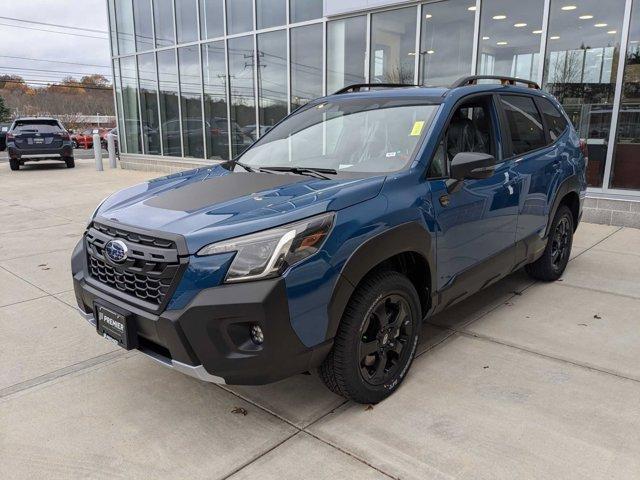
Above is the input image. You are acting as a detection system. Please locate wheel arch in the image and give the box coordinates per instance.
[326,222,434,342]
[546,175,581,237]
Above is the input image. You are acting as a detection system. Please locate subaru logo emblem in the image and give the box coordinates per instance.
[104,239,128,264]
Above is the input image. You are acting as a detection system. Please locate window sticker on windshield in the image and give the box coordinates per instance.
[410,121,425,136]
[386,152,397,158]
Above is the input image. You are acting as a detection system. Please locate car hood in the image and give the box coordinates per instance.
[96,165,385,253]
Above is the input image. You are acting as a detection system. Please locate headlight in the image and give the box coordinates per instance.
[197,212,335,283]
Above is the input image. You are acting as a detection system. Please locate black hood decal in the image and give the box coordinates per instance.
[144,172,304,212]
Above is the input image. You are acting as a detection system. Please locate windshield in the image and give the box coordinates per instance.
[237,98,439,175]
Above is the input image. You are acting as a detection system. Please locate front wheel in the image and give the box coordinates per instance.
[525,205,574,281]
[319,270,421,404]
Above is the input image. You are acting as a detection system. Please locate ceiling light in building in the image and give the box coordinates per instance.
[607,30,617,34]
[532,30,543,34]
[496,41,508,45]
[427,50,435,55]
[408,52,416,56]
[594,23,608,27]
[425,13,433,19]
[550,36,560,40]
[493,15,507,20]
[631,40,639,44]
[561,5,577,10]
[514,23,528,28]
[468,6,477,11]
[579,15,594,19]
[482,36,490,40]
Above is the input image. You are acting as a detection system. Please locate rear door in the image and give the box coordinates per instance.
[499,95,565,247]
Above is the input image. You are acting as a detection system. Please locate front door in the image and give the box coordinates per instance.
[428,94,520,309]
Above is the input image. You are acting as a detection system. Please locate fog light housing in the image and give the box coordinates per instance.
[250,324,264,345]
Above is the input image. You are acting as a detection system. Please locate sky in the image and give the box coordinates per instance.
[0,0,111,87]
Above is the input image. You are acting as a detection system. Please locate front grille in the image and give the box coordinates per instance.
[85,222,183,309]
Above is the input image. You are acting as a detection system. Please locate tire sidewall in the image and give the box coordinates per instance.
[549,206,574,275]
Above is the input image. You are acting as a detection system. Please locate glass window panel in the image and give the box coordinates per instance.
[202,41,229,160]
[543,0,625,187]
[290,0,323,23]
[138,53,161,155]
[478,0,544,81]
[420,0,475,86]
[258,30,288,135]
[228,36,256,157]
[153,0,176,47]
[175,0,199,44]
[500,95,546,155]
[134,0,154,51]
[291,24,323,110]
[227,0,254,35]
[327,16,366,93]
[538,97,569,141]
[108,0,118,55]
[113,60,125,143]
[199,0,224,39]
[120,56,141,154]
[157,49,182,156]
[115,0,135,55]
[611,2,640,190]
[370,7,417,84]
[178,45,204,157]
[257,0,286,29]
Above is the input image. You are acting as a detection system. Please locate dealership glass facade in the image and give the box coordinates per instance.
[108,0,640,197]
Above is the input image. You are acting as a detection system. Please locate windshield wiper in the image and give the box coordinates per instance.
[258,166,337,180]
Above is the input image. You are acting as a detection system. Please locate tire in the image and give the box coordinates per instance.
[525,205,574,281]
[318,270,421,404]
[9,159,20,171]
[64,157,75,168]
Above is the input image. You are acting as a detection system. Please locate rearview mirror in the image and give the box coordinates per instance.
[450,152,496,181]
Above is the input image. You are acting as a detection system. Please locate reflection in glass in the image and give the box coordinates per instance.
[108,0,118,55]
[327,16,367,93]
[178,46,204,157]
[227,0,254,35]
[113,60,125,145]
[138,53,161,155]
[543,0,625,187]
[478,0,544,81]
[611,3,640,189]
[153,0,175,47]
[258,30,288,136]
[370,7,417,84]
[420,0,474,86]
[134,0,154,51]
[120,56,141,154]
[202,41,229,160]
[228,36,256,157]
[157,49,182,156]
[199,0,224,40]
[115,0,135,55]
[176,0,199,44]
[290,0,323,23]
[291,24,323,110]
[257,0,286,29]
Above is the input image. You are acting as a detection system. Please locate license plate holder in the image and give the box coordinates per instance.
[33,138,44,144]
[94,302,137,350]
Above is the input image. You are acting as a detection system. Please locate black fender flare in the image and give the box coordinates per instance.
[325,222,434,341]
[545,174,580,238]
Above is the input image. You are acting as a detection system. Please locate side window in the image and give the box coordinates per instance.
[538,97,569,141]
[428,96,496,177]
[500,95,546,156]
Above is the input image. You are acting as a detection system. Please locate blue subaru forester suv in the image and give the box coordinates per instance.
[72,76,587,404]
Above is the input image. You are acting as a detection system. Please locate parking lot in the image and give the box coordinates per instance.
[0,158,639,479]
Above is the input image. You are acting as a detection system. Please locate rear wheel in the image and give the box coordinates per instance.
[64,157,75,168]
[9,159,20,171]
[319,270,421,404]
[525,205,574,281]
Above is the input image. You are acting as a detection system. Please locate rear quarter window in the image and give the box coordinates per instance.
[538,97,569,141]
[500,95,546,156]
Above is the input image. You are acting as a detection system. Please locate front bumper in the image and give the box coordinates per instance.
[73,245,331,385]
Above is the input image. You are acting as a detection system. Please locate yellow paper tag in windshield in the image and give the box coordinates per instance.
[410,121,425,136]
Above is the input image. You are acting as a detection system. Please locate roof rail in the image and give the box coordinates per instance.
[451,75,540,89]
[333,83,418,95]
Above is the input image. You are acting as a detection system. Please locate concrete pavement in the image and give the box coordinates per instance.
[1,158,639,479]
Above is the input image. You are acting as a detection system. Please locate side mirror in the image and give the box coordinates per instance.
[450,152,496,181]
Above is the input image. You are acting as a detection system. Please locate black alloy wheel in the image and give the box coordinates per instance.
[525,204,574,281]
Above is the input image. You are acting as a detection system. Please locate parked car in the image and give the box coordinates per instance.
[74,127,111,149]
[100,127,119,153]
[7,117,74,170]
[0,123,11,151]
[72,76,587,404]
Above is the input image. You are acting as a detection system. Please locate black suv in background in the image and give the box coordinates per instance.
[0,123,11,151]
[6,117,75,170]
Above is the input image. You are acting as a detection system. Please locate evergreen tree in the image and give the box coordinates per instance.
[0,95,10,122]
